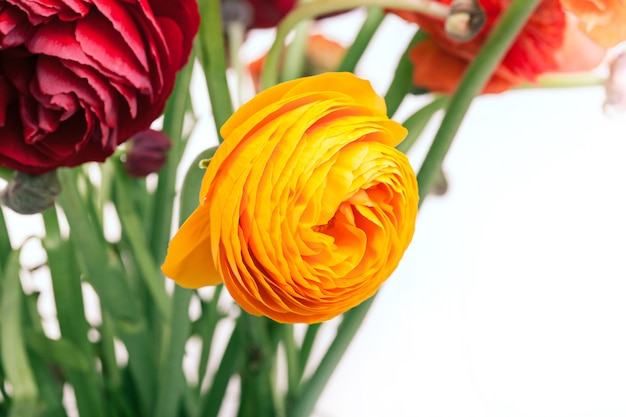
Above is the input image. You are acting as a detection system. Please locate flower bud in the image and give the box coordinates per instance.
[122,130,172,178]
[0,170,61,215]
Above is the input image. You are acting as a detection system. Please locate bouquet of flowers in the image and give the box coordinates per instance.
[0,0,622,416]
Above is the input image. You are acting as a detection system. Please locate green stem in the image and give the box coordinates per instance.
[149,56,194,265]
[154,286,193,417]
[417,0,542,199]
[195,285,225,399]
[199,320,245,417]
[261,0,450,90]
[283,325,301,400]
[237,315,276,417]
[298,323,321,377]
[288,298,374,417]
[198,0,234,138]
[338,8,385,73]
[524,72,606,89]
[114,164,171,320]
[227,20,247,107]
[281,19,312,83]
[396,95,449,154]
[0,203,11,271]
[384,30,429,118]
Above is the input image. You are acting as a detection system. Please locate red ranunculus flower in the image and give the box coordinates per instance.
[392,0,568,94]
[0,0,199,174]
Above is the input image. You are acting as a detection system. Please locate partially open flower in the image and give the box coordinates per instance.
[162,72,419,324]
[394,0,606,93]
[122,129,172,178]
[392,0,567,94]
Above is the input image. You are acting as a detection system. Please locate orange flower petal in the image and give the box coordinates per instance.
[161,204,223,288]
[561,0,626,47]
[162,72,418,324]
[552,13,607,72]
[409,38,516,94]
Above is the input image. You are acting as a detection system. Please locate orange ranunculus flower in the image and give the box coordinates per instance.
[561,0,626,47]
[162,72,419,324]
[394,0,605,93]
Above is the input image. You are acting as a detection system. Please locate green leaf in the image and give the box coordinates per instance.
[0,249,38,417]
[199,319,244,417]
[153,286,193,417]
[27,353,68,417]
[113,163,171,321]
[24,331,90,372]
[180,147,218,222]
[55,169,141,324]
[194,286,226,400]
[42,208,107,417]
[0,206,11,272]
[197,0,234,136]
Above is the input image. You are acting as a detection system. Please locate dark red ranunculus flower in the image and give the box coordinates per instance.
[0,0,199,174]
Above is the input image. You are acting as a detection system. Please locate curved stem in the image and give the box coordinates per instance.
[337,7,385,73]
[261,0,450,89]
[417,0,542,199]
[198,0,234,137]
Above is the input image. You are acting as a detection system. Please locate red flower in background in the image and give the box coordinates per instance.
[561,0,626,47]
[0,0,199,174]
[222,0,344,30]
[393,0,568,94]
[245,0,296,28]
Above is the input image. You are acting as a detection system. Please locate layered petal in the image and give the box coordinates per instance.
[0,0,199,174]
[162,72,419,324]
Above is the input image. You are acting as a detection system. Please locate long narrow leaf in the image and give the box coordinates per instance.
[42,209,106,417]
[0,250,38,417]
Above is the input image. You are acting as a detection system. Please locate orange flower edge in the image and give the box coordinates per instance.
[162,72,419,324]
[561,0,626,47]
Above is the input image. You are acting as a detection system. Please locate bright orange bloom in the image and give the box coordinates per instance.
[393,0,567,94]
[162,72,418,324]
[561,0,626,47]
